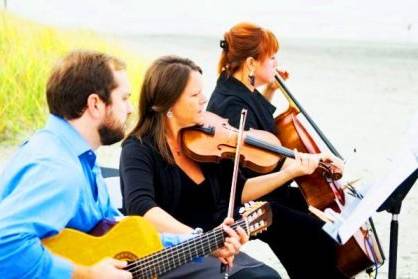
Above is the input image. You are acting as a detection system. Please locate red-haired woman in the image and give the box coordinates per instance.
[207,22,347,278]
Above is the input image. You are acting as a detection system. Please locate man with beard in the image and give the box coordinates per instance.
[0,50,134,279]
[0,51,246,279]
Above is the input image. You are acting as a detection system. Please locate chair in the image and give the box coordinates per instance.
[101,167,123,213]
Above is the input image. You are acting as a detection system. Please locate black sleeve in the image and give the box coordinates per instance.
[214,97,259,130]
[119,139,158,216]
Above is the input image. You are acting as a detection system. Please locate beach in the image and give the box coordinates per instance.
[1,35,417,278]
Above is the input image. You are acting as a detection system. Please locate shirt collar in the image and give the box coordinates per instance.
[217,72,260,103]
[44,114,94,158]
[217,72,276,113]
[219,72,252,92]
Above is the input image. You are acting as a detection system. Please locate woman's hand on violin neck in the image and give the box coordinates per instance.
[283,151,320,178]
[281,151,344,179]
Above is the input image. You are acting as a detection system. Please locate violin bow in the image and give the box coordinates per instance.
[222,109,247,279]
[227,109,248,218]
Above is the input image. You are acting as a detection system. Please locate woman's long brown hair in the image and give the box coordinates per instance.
[127,55,202,164]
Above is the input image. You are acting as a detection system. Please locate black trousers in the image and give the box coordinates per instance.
[230,264,281,279]
[161,253,280,279]
[256,186,348,279]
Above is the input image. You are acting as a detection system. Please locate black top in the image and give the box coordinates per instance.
[176,171,215,230]
[119,136,247,231]
[207,73,277,133]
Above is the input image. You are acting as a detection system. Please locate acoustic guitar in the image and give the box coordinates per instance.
[43,201,272,279]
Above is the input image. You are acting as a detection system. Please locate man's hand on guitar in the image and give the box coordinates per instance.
[74,258,132,279]
[212,217,249,267]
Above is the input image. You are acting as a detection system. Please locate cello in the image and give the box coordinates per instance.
[273,73,385,277]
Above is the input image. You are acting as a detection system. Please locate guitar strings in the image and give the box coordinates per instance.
[125,219,246,270]
[130,220,245,279]
[132,220,248,279]
[127,219,248,279]
[128,219,247,279]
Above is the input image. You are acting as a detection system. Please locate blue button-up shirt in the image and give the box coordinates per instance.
[0,115,194,279]
[0,115,122,278]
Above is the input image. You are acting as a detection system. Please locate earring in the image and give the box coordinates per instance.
[248,69,255,87]
[167,109,173,118]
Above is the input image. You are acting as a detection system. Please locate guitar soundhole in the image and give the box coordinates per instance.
[114,251,138,261]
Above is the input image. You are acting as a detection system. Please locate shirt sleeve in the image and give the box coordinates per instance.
[120,138,158,216]
[160,233,193,247]
[0,160,81,279]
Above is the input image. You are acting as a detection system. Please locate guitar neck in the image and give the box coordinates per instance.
[126,219,248,279]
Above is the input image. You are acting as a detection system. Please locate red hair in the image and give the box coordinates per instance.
[218,22,279,76]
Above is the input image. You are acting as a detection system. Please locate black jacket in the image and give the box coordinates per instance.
[207,73,277,133]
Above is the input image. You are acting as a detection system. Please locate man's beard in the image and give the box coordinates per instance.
[98,112,125,146]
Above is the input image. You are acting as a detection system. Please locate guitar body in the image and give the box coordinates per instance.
[42,216,163,265]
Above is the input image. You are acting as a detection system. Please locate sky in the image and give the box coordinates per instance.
[4,0,418,43]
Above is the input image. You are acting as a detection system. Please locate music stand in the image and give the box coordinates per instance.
[377,169,418,279]
[321,145,417,278]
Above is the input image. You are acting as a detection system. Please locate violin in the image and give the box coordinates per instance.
[180,111,342,180]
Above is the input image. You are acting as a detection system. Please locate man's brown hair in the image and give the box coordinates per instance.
[46,50,126,119]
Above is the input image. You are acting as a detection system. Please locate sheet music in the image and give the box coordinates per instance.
[323,144,418,244]
[282,108,418,244]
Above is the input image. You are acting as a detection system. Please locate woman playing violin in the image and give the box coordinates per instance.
[119,56,280,278]
[207,22,347,278]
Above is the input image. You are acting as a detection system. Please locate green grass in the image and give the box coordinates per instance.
[0,10,145,143]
